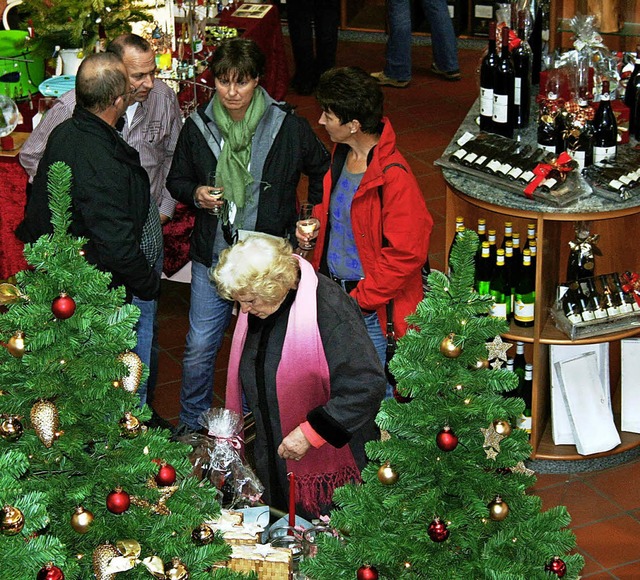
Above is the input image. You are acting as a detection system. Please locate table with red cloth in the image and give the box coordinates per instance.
[0,155,28,280]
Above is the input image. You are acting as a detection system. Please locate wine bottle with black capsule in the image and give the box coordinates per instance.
[475,241,493,295]
[514,249,535,327]
[512,10,532,128]
[562,285,583,324]
[523,223,536,251]
[574,281,595,322]
[585,277,609,320]
[480,21,499,132]
[504,240,515,317]
[518,363,533,433]
[611,273,635,314]
[489,248,511,320]
[564,86,594,171]
[598,274,620,317]
[528,239,537,272]
[492,26,515,138]
[593,80,617,166]
[513,341,526,393]
[517,148,549,185]
[624,45,640,135]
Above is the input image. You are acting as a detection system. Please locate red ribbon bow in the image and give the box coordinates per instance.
[621,272,640,307]
[523,151,574,199]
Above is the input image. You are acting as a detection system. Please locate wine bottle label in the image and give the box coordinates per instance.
[473,154,488,166]
[463,151,479,164]
[572,150,586,172]
[618,301,634,313]
[593,307,608,319]
[497,161,513,176]
[490,302,508,319]
[452,148,467,160]
[632,302,640,312]
[618,174,633,186]
[487,159,503,173]
[514,77,522,106]
[606,305,620,316]
[566,312,583,324]
[593,145,616,165]
[520,170,535,182]
[457,132,475,146]
[508,166,524,179]
[581,309,596,322]
[492,94,509,124]
[608,179,624,190]
[514,301,534,321]
[542,177,558,190]
[480,88,494,117]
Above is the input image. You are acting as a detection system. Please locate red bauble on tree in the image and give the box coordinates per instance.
[545,557,567,577]
[436,426,458,451]
[106,487,130,514]
[51,292,76,319]
[428,517,450,542]
[155,461,177,487]
[356,564,379,580]
[37,562,64,580]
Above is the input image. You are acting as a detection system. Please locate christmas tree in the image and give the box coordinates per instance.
[301,230,584,580]
[19,0,152,58]
[0,163,252,579]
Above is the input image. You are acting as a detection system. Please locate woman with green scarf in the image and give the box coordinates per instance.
[167,38,330,436]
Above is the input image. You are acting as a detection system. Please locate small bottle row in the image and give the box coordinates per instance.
[504,341,532,434]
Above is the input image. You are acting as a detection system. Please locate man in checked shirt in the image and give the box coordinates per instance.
[20,34,183,427]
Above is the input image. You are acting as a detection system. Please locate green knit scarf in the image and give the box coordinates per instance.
[212,88,266,214]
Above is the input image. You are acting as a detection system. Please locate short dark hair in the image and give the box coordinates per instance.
[316,67,384,134]
[209,38,266,81]
[76,52,127,112]
[106,33,152,57]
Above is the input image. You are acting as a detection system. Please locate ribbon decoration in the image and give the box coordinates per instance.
[621,272,640,307]
[523,151,574,199]
[0,283,23,306]
[209,433,243,450]
[103,539,165,576]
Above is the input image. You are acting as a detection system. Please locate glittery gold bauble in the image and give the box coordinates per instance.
[31,400,59,448]
[165,557,189,579]
[439,333,461,358]
[472,358,490,370]
[1,505,25,535]
[70,506,94,534]
[93,544,119,580]
[377,462,399,485]
[493,420,512,437]
[191,523,215,546]
[6,330,25,358]
[119,412,142,438]
[488,496,510,521]
[0,415,24,442]
[117,351,143,394]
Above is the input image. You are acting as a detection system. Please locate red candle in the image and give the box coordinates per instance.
[288,471,295,530]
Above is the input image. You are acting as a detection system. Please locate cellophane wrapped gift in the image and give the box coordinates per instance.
[213,544,292,579]
[207,508,264,546]
[182,408,264,508]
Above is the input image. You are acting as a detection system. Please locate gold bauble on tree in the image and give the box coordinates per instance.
[439,332,462,358]
[191,523,215,546]
[1,504,25,535]
[92,543,120,580]
[0,415,24,442]
[6,330,25,358]
[488,496,510,521]
[377,461,399,485]
[493,420,512,437]
[119,412,142,438]
[117,351,143,394]
[164,557,189,579]
[31,400,60,448]
[70,506,94,534]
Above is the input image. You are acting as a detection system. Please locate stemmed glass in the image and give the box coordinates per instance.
[296,203,320,251]
[207,171,225,216]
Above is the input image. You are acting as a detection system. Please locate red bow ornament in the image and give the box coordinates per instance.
[524,151,575,199]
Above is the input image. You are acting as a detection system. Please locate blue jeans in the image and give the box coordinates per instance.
[179,259,234,430]
[363,311,394,400]
[132,253,163,407]
[384,0,459,81]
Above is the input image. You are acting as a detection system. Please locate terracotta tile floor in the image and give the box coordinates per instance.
[152,37,640,578]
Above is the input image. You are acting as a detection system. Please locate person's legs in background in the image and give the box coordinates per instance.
[371,0,412,87]
[313,0,340,76]
[286,0,317,95]
[176,259,234,434]
[421,0,461,79]
[363,311,394,400]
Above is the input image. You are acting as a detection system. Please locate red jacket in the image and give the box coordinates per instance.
[311,118,433,336]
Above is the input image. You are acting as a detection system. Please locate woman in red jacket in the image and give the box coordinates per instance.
[298,66,433,397]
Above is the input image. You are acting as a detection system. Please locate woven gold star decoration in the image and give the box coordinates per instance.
[512,461,535,477]
[481,423,505,459]
[486,336,512,362]
[485,447,499,460]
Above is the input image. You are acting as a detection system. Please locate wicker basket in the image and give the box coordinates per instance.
[216,544,292,579]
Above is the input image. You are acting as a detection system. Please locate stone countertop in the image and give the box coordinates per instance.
[439,98,640,216]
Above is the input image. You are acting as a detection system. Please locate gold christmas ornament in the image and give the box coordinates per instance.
[93,543,120,580]
[488,496,510,521]
[377,462,399,485]
[191,523,215,546]
[31,400,59,448]
[117,351,143,394]
[0,282,22,305]
[164,557,189,579]
[119,412,142,438]
[493,420,512,437]
[70,506,94,534]
[472,357,490,370]
[6,330,25,358]
[1,504,25,535]
[0,415,24,442]
[439,333,462,358]
[485,336,512,362]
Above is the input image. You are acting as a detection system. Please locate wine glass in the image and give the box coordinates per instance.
[207,171,225,216]
[296,202,320,251]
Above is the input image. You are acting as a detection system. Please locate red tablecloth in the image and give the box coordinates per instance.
[0,157,28,279]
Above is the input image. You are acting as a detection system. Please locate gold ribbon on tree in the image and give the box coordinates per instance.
[103,539,165,576]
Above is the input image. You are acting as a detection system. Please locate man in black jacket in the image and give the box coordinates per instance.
[16,52,160,303]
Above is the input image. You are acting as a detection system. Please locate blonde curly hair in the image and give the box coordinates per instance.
[211,235,299,304]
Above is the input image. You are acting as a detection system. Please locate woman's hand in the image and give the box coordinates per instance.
[278,426,312,462]
[194,185,224,213]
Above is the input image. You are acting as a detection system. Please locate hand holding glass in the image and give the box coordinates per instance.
[296,203,320,250]
[207,172,224,216]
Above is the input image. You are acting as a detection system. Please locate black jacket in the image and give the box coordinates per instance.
[166,94,329,267]
[16,106,159,301]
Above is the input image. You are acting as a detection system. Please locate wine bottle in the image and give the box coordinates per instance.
[501,221,513,249]
[564,86,594,171]
[504,240,515,317]
[598,274,620,317]
[489,248,511,320]
[514,249,535,327]
[528,1,543,85]
[488,228,498,265]
[492,26,515,138]
[512,10,532,129]
[506,357,515,373]
[507,143,533,181]
[480,21,499,132]
[537,76,563,154]
[477,217,487,244]
[518,363,533,433]
[528,239,537,272]
[523,223,536,250]
[475,241,492,295]
[593,80,617,166]
[511,232,522,277]
[448,220,465,273]
[450,136,494,169]
[574,281,595,322]
[517,148,548,185]
[585,277,608,320]
[624,45,640,136]
[513,341,526,394]
[562,284,583,324]
[611,272,635,314]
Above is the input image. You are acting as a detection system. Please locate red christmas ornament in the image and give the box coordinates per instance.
[52,293,76,319]
[436,426,458,451]
[545,557,567,577]
[37,563,64,580]
[428,517,450,542]
[155,462,177,487]
[356,565,379,580]
[106,487,130,514]
[393,387,412,403]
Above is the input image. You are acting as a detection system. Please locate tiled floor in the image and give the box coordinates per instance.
[152,36,640,578]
